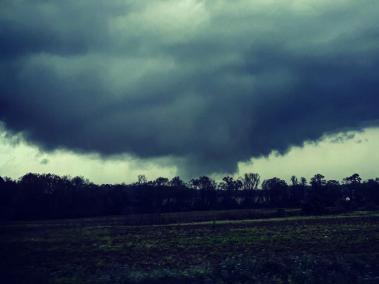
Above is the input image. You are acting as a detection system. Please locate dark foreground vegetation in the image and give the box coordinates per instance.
[0,173,379,220]
[1,172,379,283]
[1,211,378,283]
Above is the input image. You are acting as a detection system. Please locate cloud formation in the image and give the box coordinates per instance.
[1,0,379,177]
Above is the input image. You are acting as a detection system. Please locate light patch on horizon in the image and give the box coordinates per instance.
[238,127,379,183]
[0,131,177,184]
[1,128,379,184]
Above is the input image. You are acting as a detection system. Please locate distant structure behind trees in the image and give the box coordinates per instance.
[0,173,378,220]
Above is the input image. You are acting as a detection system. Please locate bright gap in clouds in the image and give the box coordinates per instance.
[1,128,378,184]
[0,130,177,184]
[238,127,379,182]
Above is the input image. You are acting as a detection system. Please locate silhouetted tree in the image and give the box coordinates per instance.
[262,177,288,207]
[170,176,185,188]
[137,175,147,185]
[311,174,326,190]
[343,173,362,185]
[243,173,260,190]
[291,176,298,186]
[220,176,243,191]
[154,177,169,187]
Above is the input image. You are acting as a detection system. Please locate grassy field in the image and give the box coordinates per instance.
[1,211,379,283]
[88,208,303,226]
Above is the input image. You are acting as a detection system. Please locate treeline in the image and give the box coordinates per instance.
[0,173,379,220]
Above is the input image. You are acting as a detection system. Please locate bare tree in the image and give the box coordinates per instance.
[291,176,298,186]
[137,175,147,185]
[243,173,261,190]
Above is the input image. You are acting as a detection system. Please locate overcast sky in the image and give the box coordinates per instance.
[1,0,379,183]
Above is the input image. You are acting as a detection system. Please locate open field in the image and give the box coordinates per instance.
[1,211,379,283]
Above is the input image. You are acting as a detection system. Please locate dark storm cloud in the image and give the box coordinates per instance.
[1,0,379,177]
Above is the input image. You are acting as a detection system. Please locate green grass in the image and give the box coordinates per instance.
[1,211,379,283]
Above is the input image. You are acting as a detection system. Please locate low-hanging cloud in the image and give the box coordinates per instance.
[1,0,379,177]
